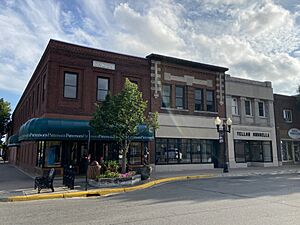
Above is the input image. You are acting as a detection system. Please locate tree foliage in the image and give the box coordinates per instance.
[0,98,11,144]
[91,79,158,173]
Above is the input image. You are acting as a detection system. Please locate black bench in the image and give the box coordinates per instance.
[34,168,56,193]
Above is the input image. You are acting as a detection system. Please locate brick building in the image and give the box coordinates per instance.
[147,54,228,172]
[7,40,152,175]
[7,39,231,175]
[274,94,300,165]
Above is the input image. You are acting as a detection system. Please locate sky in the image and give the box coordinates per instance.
[1,0,300,111]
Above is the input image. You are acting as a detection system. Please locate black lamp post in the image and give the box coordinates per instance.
[214,116,232,173]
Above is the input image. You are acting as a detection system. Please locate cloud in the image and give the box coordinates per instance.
[0,0,300,106]
[112,1,185,55]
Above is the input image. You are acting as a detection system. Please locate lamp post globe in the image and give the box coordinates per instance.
[215,117,231,173]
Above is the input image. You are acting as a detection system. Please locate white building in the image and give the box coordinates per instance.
[226,75,279,168]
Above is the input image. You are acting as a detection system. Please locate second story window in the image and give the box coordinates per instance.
[245,99,252,116]
[258,101,265,117]
[162,85,171,108]
[97,77,109,101]
[195,88,203,111]
[232,97,239,115]
[64,72,77,99]
[283,109,292,122]
[206,90,215,112]
[175,86,185,109]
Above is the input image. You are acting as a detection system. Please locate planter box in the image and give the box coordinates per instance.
[88,174,141,188]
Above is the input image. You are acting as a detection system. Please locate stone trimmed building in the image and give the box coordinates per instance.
[147,54,228,172]
[226,75,278,168]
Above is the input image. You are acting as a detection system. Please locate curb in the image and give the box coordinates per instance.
[4,174,214,202]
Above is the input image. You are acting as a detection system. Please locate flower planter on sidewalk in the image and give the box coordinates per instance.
[88,174,142,188]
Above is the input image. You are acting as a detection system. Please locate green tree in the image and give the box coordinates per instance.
[91,79,158,173]
[0,98,11,144]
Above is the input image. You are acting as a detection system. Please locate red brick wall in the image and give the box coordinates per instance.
[149,60,226,118]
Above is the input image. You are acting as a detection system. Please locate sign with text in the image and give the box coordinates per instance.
[288,128,300,139]
[93,60,115,70]
[234,130,271,140]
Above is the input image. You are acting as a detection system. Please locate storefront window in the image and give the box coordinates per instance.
[262,141,272,162]
[202,140,213,163]
[281,141,288,161]
[106,142,119,161]
[44,141,62,167]
[281,141,293,161]
[250,141,263,162]
[234,140,272,163]
[167,139,180,164]
[234,140,246,163]
[180,139,191,163]
[156,139,167,164]
[155,138,214,165]
[36,141,45,167]
[294,143,300,162]
[128,142,142,165]
[191,140,201,163]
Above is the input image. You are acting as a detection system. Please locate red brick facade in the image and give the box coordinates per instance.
[10,39,229,173]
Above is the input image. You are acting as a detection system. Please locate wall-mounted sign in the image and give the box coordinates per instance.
[234,130,271,140]
[93,60,115,70]
[288,128,300,139]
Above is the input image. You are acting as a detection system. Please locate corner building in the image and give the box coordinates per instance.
[8,40,152,175]
[226,76,278,168]
[147,54,228,172]
[8,40,232,175]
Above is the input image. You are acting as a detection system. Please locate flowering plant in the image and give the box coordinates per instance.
[119,171,136,178]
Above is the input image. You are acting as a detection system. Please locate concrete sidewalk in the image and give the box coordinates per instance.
[151,165,300,179]
[0,163,89,198]
[1,163,300,202]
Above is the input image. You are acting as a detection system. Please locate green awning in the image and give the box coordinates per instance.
[18,118,153,141]
[7,134,20,147]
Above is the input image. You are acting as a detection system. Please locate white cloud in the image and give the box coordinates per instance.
[112,1,185,54]
[0,0,300,103]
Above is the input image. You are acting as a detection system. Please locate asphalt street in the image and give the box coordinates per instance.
[1,173,300,225]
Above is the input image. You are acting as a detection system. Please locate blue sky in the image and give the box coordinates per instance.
[1,0,300,111]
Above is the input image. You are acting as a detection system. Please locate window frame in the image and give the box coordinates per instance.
[283,109,292,122]
[231,97,239,115]
[175,85,185,109]
[194,88,203,111]
[206,90,215,112]
[97,77,110,102]
[161,84,172,108]
[258,101,265,117]
[245,99,252,116]
[63,72,78,99]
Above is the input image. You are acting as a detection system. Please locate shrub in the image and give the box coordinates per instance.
[97,171,120,178]
[106,160,120,173]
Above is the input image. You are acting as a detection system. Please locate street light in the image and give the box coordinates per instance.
[214,117,232,173]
